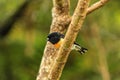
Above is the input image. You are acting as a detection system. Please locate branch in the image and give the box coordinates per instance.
[87,0,109,14]
[48,0,90,80]
[63,0,70,14]
[36,0,70,80]
[52,0,70,16]
[56,0,109,31]
[36,0,109,80]
[50,0,71,33]
[53,0,63,7]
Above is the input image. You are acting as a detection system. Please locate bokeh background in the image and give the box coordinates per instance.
[0,0,120,80]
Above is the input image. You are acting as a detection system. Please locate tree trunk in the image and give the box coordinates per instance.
[36,0,109,80]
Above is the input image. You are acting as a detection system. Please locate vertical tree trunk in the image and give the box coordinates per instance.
[48,0,90,79]
[36,0,70,80]
[36,0,109,80]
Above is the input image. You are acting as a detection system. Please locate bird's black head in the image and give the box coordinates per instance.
[47,32,64,44]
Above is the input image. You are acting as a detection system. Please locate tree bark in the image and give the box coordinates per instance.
[87,0,109,14]
[48,0,90,79]
[36,0,109,80]
[36,0,70,80]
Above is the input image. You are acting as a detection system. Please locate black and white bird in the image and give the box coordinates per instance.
[47,32,88,54]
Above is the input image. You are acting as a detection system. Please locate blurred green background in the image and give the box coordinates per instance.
[0,0,120,80]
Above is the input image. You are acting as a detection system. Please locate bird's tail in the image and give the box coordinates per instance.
[78,47,88,54]
[72,42,88,54]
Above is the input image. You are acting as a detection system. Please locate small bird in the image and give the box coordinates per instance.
[47,32,88,54]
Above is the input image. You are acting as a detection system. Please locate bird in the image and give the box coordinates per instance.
[47,32,88,54]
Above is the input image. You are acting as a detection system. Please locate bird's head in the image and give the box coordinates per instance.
[47,32,62,44]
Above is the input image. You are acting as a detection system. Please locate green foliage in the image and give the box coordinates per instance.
[0,0,25,26]
[0,0,120,80]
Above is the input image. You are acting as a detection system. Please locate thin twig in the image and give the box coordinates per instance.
[87,0,109,14]
[64,0,109,30]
